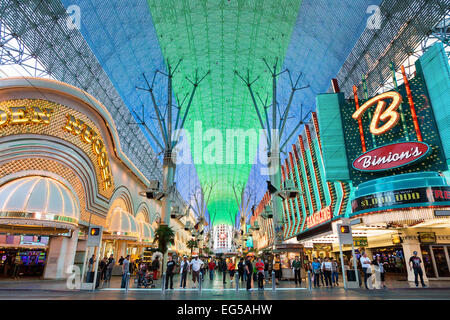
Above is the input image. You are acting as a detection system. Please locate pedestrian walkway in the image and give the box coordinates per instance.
[1,271,449,292]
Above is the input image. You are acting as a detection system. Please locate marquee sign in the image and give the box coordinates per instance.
[352,141,430,172]
[352,186,450,213]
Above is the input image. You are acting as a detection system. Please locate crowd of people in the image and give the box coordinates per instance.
[86,250,428,290]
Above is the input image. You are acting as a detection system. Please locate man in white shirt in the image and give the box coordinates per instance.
[321,257,333,287]
[360,252,372,289]
[190,255,204,288]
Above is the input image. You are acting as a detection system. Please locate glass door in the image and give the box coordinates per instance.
[421,245,436,278]
[431,246,450,278]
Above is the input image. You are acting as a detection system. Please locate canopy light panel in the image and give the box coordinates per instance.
[147,0,302,225]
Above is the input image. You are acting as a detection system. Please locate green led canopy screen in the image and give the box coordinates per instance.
[147,0,302,225]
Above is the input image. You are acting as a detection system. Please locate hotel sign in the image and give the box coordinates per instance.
[306,206,332,229]
[337,68,447,185]
[352,141,430,172]
[0,99,114,192]
[0,105,53,126]
[63,114,112,190]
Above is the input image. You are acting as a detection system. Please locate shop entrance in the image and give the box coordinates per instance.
[422,245,450,279]
[0,234,49,279]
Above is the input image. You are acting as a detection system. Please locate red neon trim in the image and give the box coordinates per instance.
[401,66,422,142]
[353,86,367,153]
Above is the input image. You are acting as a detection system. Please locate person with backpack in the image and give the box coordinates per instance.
[311,258,321,288]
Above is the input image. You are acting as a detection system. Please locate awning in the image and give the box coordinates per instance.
[0,176,80,230]
[105,207,139,241]
[137,220,154,243]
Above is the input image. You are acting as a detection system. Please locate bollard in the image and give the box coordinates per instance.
[235,273,239,292]
[162,273,166,293]
[125,272,130,293]
[198,272,202,292]
[272,271,276,291]
[307,270,312,292]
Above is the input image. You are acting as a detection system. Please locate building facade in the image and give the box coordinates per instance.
[0,78,191,280]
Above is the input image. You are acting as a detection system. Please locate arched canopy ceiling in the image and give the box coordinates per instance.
[61,0,381,226]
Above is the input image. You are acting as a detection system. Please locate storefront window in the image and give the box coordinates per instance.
[432,246,450,278]
[372,246,406,274]
[420,245,436,278]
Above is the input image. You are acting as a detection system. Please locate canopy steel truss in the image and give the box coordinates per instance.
[0,0,165,189]
[332,0,450,98]
[0,21,50,78]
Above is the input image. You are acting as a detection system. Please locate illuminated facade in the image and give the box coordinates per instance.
[0,78,191,280]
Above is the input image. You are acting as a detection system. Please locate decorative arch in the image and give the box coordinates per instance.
[135,202,151,223]
[108,186,134,215]
[0,136,109,225]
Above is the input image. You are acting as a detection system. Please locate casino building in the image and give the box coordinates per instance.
[0,77,191,280]
[251,42,450,283]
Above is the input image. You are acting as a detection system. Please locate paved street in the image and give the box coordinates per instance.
[1,272,449,300]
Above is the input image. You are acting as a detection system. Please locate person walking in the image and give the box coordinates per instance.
[373,255,387,288]
[255,257,265,290]
[208,259,216,281]
[152,256,160,280]
[165,255,175,289]
[331,257,339,287]
[264,260,269,283]
[245,255,253,291]
[311,258,321,288]
[106,254,115,282]
[180,256,190,288]
[120,255,130,288]
[238,258,245,283]
[360,252,372,289]
[292,256,302,286]
[273,255,282,285]
[219,258,227,284]
[99,257,108,280]
[228,259,236,283]
[409,251,427,288]
[321,257,333,288]
[190,255,204,288]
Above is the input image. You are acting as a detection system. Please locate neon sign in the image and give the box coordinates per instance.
[306,206,331,229]
[352,141,430,172]
[352,91,403,136]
